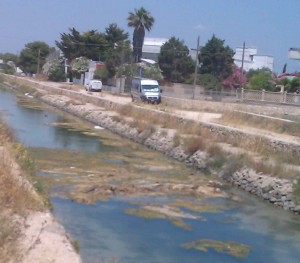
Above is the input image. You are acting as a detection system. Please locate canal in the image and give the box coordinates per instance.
[1,85,300,263]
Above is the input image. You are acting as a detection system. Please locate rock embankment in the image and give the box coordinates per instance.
[225,168,300,213]
[39,94,300,214]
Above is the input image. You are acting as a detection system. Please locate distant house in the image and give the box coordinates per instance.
[234,46,274,72]
[288,48,300,60]
[142,37,168,62]
[84,60,105,84]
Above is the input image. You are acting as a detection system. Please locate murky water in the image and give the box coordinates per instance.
[1,86,300,263]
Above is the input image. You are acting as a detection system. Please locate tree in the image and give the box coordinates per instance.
[222,65,247,89]
[199,35,234,81]
[56,28,108,61]
[158,37,194,83]
[246,68,275,91]
[94,67,109,84]
[48,59,66,82]
[103,24,131,78]
[70,57,89,79]
[0,53,19,64]
[127,7,154,62]
[18,41,50,75]
[105,23,129,47]
[196,74,221,90]
[278,77,300,93]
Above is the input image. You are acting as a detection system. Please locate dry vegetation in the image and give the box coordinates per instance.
[0,120,46,261]
[113,103,300,187]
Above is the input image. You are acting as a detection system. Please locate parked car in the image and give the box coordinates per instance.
[85,80,102,92]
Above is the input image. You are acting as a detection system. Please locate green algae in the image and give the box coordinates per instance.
[182,239,251,259]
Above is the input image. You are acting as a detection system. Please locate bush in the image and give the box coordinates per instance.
[48,64,66,82]
[196,73,221,90]
[0,64,15,75]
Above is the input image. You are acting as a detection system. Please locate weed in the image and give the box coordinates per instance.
[173,132,181,147]
[211,155,227,170]
[160,129,168,137]
[183,136,206,155]
[0,214,20,262]
[293,179,300,202]
[207,144,223,157]
[111,115,122,123]
[70,238,80,253]
[220,154,244,180]
[139,124,156,141]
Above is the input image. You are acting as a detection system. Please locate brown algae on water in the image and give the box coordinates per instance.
[182,239,251,258]
[125,206,194,230]
[30,143,225,204]
[28,117,227,205]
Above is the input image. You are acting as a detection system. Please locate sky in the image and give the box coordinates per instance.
[0,0,299,73]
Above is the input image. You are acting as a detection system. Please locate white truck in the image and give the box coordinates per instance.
[131,77,161,104]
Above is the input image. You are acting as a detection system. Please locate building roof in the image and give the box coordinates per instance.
[143,37,168,54]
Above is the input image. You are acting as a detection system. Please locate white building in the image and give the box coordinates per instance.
[234,46,274,72]
[288,48,300,60]
[142,37,168,62]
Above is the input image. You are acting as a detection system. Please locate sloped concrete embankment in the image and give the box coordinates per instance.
[39,94,300,214]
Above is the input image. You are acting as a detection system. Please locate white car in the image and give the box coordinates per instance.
[85,80,102,92]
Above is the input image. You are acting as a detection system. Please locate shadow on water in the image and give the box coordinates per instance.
[1,86,300,263]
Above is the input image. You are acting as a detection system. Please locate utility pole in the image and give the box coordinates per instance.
[241,41,245,73]
[193,36,200,99]
[37,49,41,75]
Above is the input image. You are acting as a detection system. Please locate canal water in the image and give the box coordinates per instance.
[1,86,300,263]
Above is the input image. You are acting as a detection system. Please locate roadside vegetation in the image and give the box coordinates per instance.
[114,103,300,179]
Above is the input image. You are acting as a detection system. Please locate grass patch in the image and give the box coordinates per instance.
[220,111,300,137]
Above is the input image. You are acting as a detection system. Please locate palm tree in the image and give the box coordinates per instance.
[127,7,154,62]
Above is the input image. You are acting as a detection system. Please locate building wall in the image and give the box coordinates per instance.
[234,47,274,72]
[142,38,168,62]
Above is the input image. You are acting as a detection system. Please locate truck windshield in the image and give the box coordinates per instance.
[142,85,159,92]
